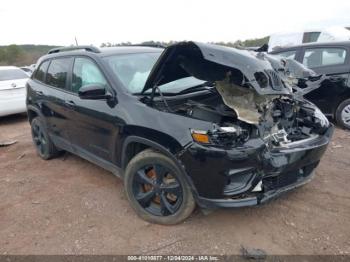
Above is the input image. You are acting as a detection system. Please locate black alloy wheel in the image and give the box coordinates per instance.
[124,149,196,224]
[32,120,48,156]
[30,117,60,160]
[132,164,183,216]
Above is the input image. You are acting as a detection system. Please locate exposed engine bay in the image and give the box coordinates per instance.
[153,86,328,148]
[142,41,330,148]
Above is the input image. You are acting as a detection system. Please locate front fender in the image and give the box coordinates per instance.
[120,133,200,200]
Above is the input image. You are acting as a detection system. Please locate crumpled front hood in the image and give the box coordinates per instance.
[142,41,306,95]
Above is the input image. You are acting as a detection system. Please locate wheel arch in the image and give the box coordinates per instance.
[121,135,182,169]
[27,105,44,123]
[334,92,350,117]
[119,125,187,168]
[120,135,199,199]
[335,97,350,128]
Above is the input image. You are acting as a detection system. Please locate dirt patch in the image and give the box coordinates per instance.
[0,114,349,255]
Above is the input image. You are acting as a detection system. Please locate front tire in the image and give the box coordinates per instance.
[335,98,350,129]
[124,149,195,225]
[30,117,60,160]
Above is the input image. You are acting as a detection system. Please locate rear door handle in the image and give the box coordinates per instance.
[65,100,76,109]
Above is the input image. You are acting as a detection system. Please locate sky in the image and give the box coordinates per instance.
[1,0,350,46]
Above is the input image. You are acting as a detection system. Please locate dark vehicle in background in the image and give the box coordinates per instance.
[270,41,350,129]
[26,43,333,224]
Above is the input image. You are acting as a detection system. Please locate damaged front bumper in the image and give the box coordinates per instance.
[179,124,334,209]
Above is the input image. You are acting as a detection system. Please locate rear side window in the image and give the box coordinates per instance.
[303,48,347,68]
[71,57,107,93]
[276,50,297,60]
[34,61,49,82]
[46,58,71,89]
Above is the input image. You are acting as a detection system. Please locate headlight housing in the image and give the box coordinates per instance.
[191,130,210,144]
[191,126,246,146]
[314,107,329,127]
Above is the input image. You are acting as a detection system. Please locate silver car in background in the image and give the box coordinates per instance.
[0,66,29,117]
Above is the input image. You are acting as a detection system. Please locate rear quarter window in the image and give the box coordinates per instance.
[34,61,50,83]
[303,47,347,68]
[46,58,71,89]
[275,50,297,60]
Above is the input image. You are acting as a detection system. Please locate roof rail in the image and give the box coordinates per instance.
[114,44,166,49]
[48,45,100,54]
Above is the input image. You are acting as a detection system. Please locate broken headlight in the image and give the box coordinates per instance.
[314,107,329,127]
[191,125,248,146]
[191,130,210,144]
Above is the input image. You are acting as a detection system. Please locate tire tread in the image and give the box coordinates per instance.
[124,148,195,225]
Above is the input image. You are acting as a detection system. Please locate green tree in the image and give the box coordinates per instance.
[4,45,23,64]
[0,45,21,65]
[0,48,5,62]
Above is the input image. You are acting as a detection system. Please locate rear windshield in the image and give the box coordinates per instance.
[0,69,28,81]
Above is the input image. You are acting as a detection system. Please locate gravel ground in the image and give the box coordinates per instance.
[0,114,349,255]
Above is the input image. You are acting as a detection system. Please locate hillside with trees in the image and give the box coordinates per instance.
[0,36,269,66]
[0,45,57,66]
[101,36,269,49]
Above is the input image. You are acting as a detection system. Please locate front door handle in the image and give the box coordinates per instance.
[65,100,76,109]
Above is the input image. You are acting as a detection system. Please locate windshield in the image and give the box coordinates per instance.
[0,69,28,81]
[104,53,205,94]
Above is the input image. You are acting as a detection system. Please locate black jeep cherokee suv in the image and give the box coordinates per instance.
[27,42,333,224]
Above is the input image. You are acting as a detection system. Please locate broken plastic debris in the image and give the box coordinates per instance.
[240,245,267,260]
[0,140,18,147]
[215,74,277,124]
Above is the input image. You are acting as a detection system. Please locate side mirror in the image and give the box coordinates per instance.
[78,84,112,100]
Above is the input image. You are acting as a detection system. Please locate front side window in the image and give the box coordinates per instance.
[0,68,28,81]
[72,57,107,93]
[34,61,49,82]
[303,48,347,68]
[276,50,297,60]
[104,53,161,93]
[46,58,71,89]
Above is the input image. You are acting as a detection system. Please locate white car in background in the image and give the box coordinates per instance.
[0,66,29,117]
[268,26,350,52]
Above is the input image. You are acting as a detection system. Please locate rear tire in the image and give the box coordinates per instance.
[335,98,350,129]
[30,117,60,160]
[124,149,195,225]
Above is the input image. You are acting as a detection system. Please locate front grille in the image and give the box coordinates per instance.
[263,171,299,190]
[265,69,284,91]
[263,162,319,191]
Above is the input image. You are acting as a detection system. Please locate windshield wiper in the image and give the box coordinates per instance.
[176,81,215,95]
[155,85,172,112]
[136,82,215,96]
